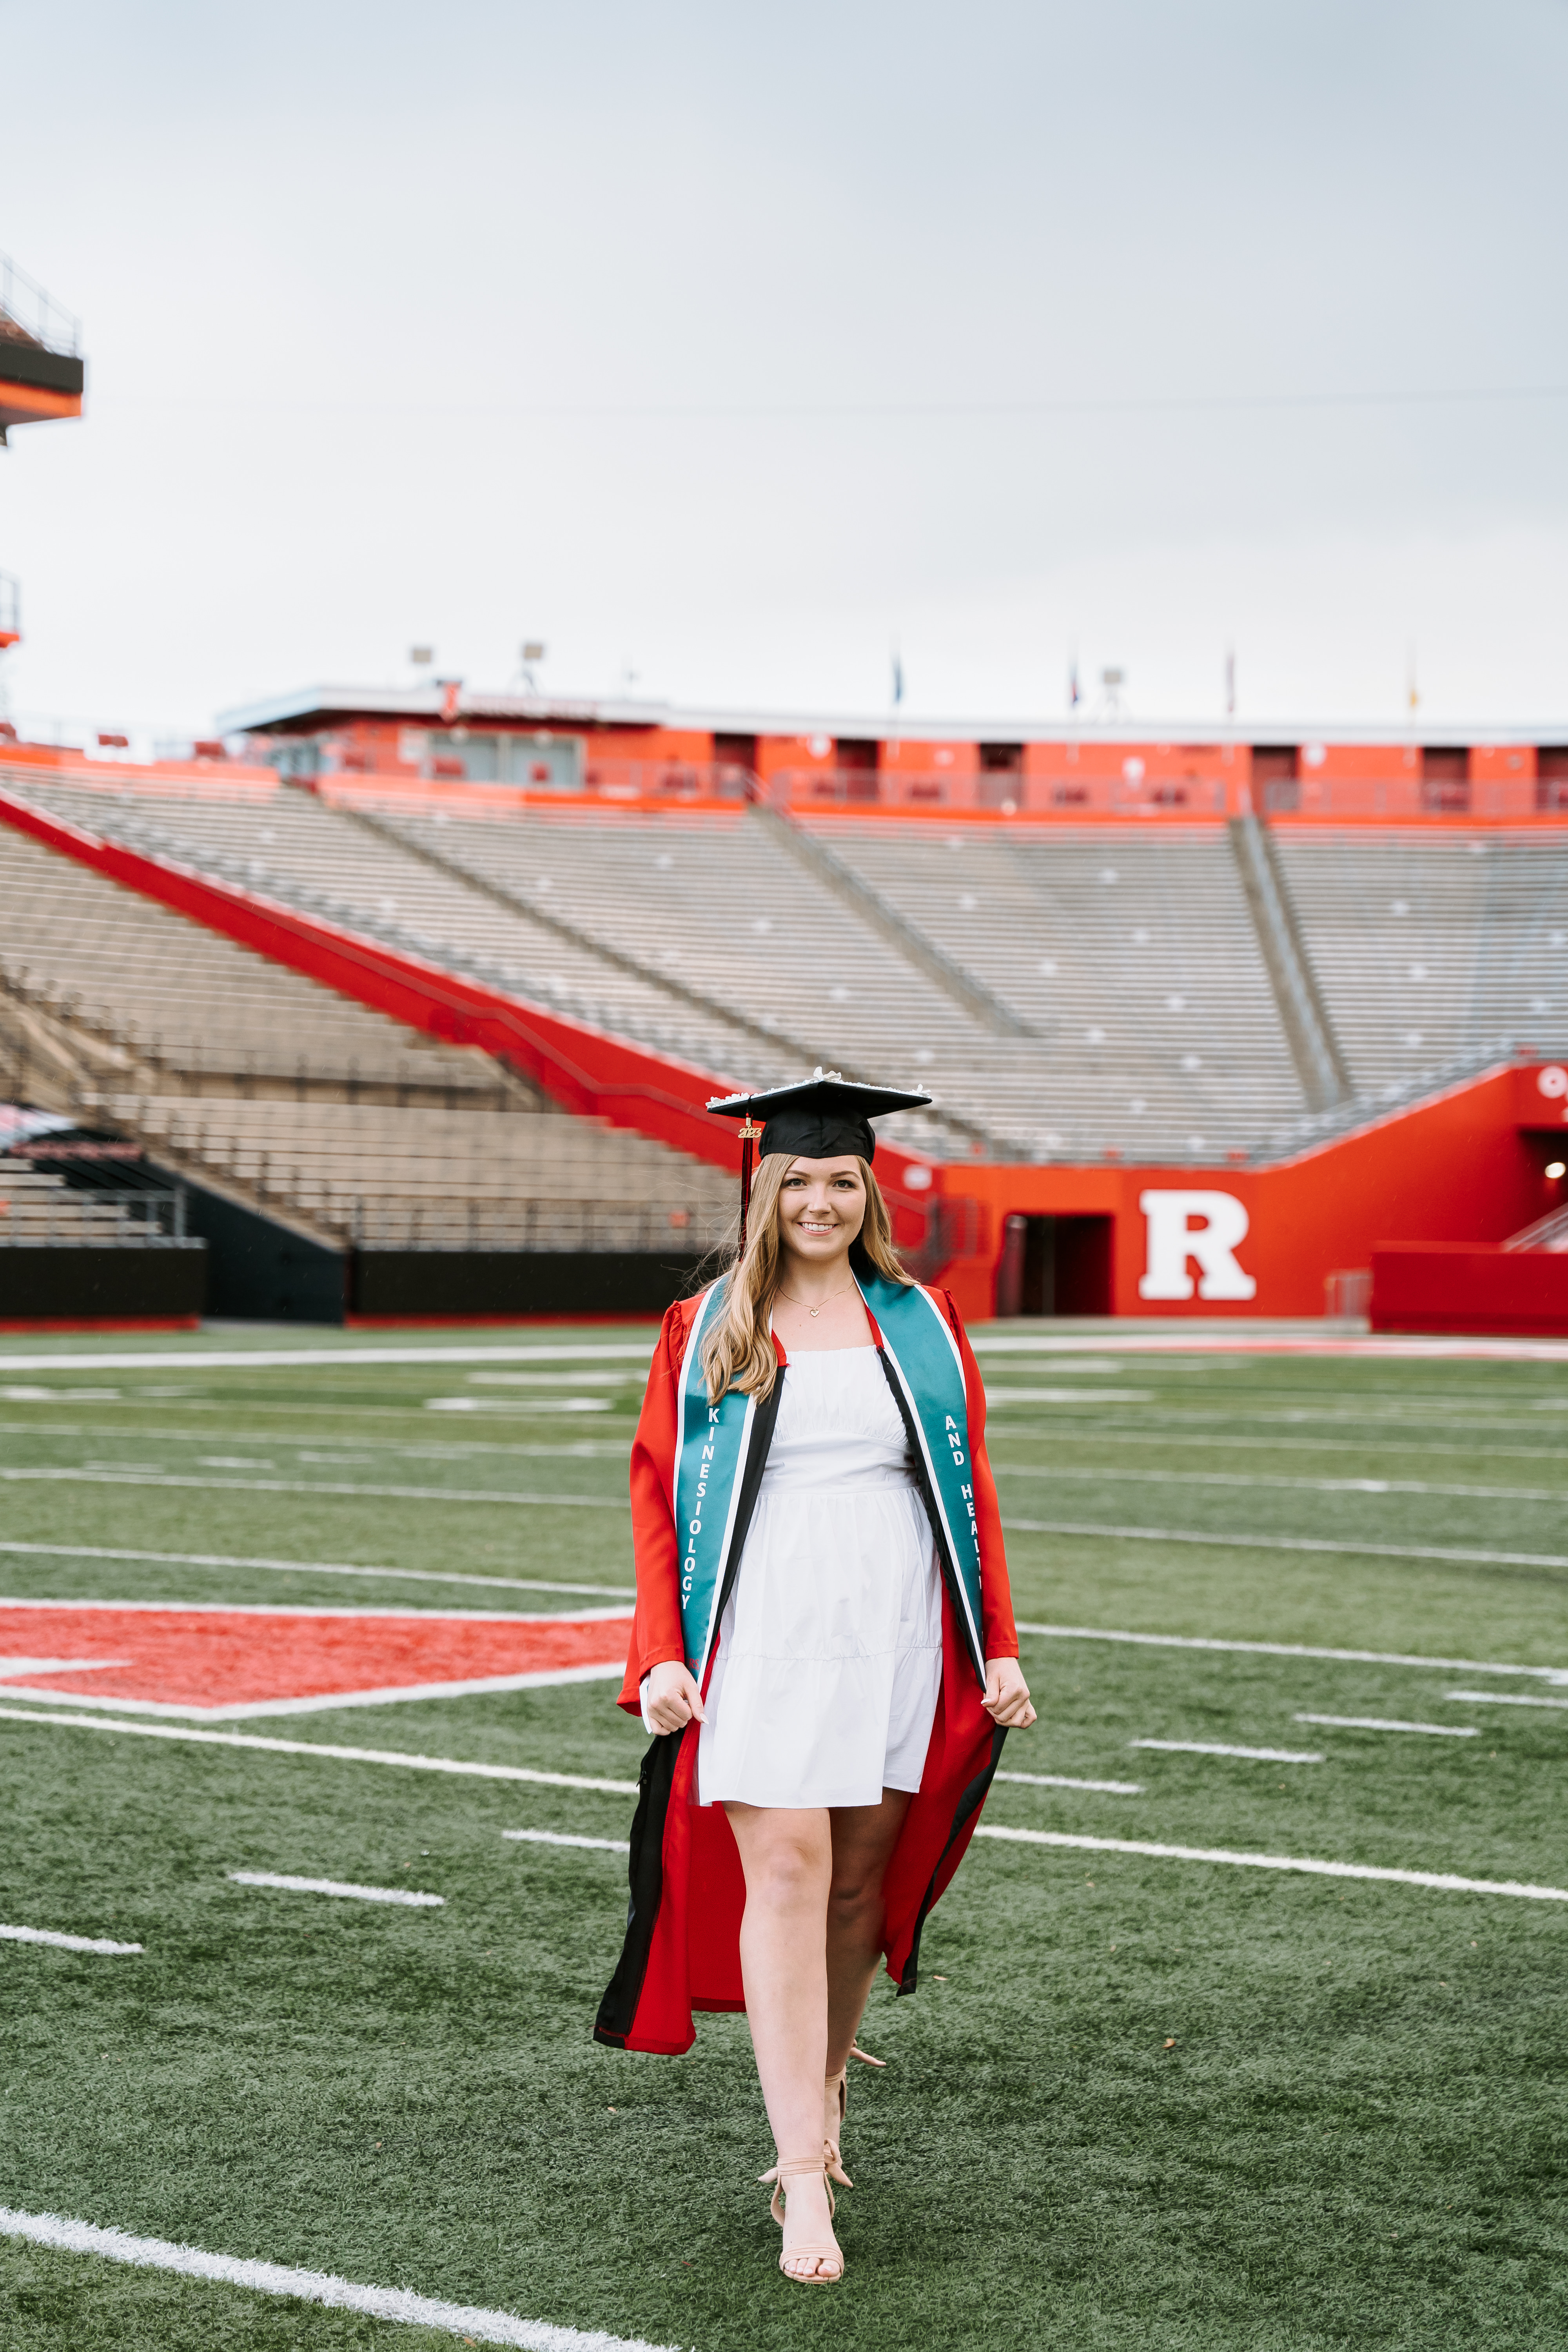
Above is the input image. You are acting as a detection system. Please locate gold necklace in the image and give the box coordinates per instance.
[777,1283,856,1321]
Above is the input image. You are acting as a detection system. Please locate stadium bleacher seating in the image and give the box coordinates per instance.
[5,763,1568,1295]
[11,777,782,1099]
[1270,829,1568,1091]
[0,1136,205,1319]
[0,820,507,1103]
[806,818,1303,1154]
[0,1151,180,1246]
[0,809,740,1263]
[370,799,999,1147]
[102,1097,733,1253]
[0,770,1320,1160]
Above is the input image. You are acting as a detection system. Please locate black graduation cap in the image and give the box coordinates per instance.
[708,1068,933,1244]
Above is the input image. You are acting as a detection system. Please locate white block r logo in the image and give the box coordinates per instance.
[1138,1189,1257,1301]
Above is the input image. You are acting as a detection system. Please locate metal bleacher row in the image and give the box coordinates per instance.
[1270,830,1568,1092]
[2,762,1567,1272]
[0,1151,185,1248]
[2,770,1321,1159]
[808,818,1302,1152]
[387,800,994,1141]
[24,784,782,1103]
[104,1098,734,1253]
[0,821,505,1103]
[0,812,734,1255]
[7,779,974,1154]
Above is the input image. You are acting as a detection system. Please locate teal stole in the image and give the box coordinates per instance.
[673,1272,985,1685]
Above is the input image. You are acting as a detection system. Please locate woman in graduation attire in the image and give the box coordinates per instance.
[595,1074,1035,2285]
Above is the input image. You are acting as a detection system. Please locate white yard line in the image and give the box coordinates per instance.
[226,1871,444,1907]
[0,1657,129,1675]
[1445,1689,1568,1711]
[1004,1517,1568,1576]
[985,1388,1154,1404]
[995,1462,1568,1504]
[1012,1622,1568,1682]
[0,1592,630,1622]
[966,1334,1568,1361]
[0,1469,627,1509]
[0,1424,633,1463]
[973,1827,1568,1900]
[4,1331,1564,1369]
[1294,1714,1479,1737]
[0,1665,625,1723]
[29,1401,1555,1452]
[997,1427,1568,1466]
[994,1409,1561,1440]
[503,1829,630,1853]
[0,1922,142,1955]
[0,1705,639,1791]
[993,1769,1143,1794]
[0,1343,657,1372]
[425,1399,614,1416]
[0,2205,677,2350]
[1001,1421,1568,1458]
[1131,1739,1324,1762]
[0,1543,634,1601]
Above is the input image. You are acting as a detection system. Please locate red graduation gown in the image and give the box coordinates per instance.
[594,1286,1019,2056]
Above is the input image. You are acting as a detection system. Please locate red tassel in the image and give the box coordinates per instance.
[738,1121,760,1256]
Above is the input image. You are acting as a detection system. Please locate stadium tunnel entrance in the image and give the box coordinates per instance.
[994,1212,1114,1318]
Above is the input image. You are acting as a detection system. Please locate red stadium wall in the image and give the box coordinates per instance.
[1369,1244,1568,1339]
[931,1061,1566,1324]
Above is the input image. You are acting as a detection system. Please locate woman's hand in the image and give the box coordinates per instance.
[645,1659,706,1735]
[982,1656,1036,1729]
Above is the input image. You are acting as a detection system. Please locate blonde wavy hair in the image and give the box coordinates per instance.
[699,1152,911,1405]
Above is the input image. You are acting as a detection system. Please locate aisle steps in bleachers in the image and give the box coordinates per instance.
[6,768,1295,1158]
[0,820,513,1106]
[9,763,1568,1172]
[802,817,1303,1155]
[0,797,739,1287]
[1,775,1014,1156]
[360,794,993,1151]
[9,776,776,1104]
[1270,830,1568,1092]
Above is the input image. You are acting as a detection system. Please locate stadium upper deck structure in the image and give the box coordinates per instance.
[2,677,1566,1336]
[221,678,1568,822]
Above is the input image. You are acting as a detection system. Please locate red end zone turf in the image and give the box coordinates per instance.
[0,1602,632,1720]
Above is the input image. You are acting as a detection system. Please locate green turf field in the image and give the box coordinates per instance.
[0,1323,1565,2350]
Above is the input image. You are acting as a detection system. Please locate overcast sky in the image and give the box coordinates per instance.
[2,0,1566,741]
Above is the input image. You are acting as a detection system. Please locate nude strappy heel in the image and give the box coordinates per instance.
[824,2068,852,2187]
[824,2041,886,2186]
[758,2156,843,2284]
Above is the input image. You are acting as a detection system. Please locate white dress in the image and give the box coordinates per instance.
[695,1347,944,1810]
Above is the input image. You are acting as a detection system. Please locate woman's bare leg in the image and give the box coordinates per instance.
[724,1802,840,2278]
[824,1789,912,2140]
